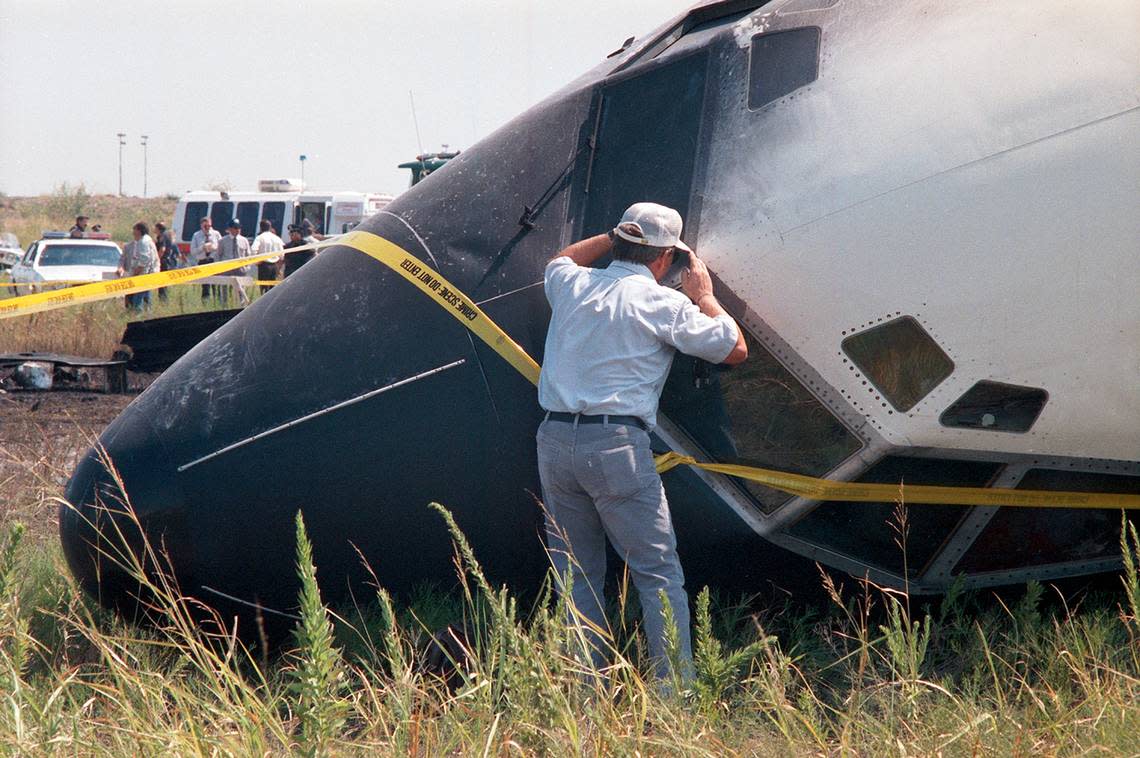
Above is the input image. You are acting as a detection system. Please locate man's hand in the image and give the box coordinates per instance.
[681,253,748,365]
[681,254,715,305]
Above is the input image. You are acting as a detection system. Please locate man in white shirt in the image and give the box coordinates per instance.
[251,219,285,292]
[537,202,747,680]
[189,216,222,265]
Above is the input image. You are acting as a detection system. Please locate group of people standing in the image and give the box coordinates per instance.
[188,216,320,298]
[111,214,321,311]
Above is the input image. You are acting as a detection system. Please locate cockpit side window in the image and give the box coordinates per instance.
[842,316,954,412]
[748,26,821,110]
[660,329,862,513]
[940,381,1048,433]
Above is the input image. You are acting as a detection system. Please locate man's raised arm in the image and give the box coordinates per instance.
[551,232,613,267]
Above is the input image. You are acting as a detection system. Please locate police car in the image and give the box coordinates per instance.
[10,232,122,289]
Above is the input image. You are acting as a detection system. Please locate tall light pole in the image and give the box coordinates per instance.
[140,135,149,198]
[299,154,307,190]
[117,132,126,196]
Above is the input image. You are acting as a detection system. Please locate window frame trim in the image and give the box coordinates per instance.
[746,25,823,112]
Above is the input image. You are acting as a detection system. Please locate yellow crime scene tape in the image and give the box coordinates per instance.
[1,228,1135,509]
[2,280,278,289]
[334,231,1140,511]
[340,231,542,384]
[0,240,331,318]
[652,453,1140,509]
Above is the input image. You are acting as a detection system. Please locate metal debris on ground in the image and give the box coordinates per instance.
[0,352,129,394]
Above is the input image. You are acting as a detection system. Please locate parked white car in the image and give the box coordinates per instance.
[10,233,122,289]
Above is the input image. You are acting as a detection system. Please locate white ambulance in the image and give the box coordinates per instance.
[172,179,393,257]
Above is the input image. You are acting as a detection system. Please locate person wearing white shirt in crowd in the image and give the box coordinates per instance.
[189,216,222,265]
[252,219,285,293]
[119,221,160,311]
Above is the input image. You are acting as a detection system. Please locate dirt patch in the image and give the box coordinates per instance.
[0,378,154,545]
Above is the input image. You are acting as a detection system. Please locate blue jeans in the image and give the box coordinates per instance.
[125,290,151,311]
[536,417,692,677]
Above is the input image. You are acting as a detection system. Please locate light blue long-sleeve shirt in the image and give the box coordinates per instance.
[538,256,738,429]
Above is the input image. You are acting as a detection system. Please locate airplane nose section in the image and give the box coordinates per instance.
[61,419,186,611]
[61,221,547,623]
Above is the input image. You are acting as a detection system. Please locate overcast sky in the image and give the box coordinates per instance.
[0,0,696,198]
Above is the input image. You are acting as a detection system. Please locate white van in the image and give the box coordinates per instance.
[172,182,393,257]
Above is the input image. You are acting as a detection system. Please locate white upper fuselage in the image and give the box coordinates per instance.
[689,0,1139,464]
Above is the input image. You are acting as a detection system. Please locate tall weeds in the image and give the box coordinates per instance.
[289,512,349,755]
[2,481,1140,754]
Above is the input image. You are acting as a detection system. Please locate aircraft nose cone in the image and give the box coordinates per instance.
[61,223,547,624]
[61,417,188,611]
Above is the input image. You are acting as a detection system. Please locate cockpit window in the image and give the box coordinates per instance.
[748,27,821,110]
[940,381,1048,433]
[787,456,1002,579]
[660,330,862,513]
[842,316,954,412]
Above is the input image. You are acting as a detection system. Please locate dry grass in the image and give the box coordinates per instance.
[0,186,177,249]
[0,287,228,357]
[0,190,243,357]
[2,442,1140,755]
[0,392,132,544]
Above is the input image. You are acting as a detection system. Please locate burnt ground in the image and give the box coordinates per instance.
[0,376,156,546]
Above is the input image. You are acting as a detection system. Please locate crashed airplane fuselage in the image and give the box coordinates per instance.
[63,0,1140,623]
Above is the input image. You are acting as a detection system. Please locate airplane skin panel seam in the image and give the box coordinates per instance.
[780,105,1140,237]
[763,451,1140,590]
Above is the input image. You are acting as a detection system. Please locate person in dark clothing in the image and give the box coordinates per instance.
[198,249,217,302]
[154,222,179,268]
[69,215,90,237]
[282,225,313,277]
[154,221,178,301]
